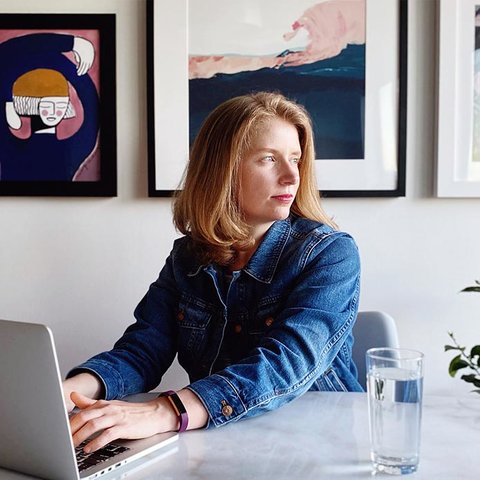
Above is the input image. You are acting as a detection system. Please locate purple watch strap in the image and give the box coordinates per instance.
[159,390,189,433]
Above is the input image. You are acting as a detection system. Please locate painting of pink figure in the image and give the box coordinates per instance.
[0,13,117,197]
[189,0,366,160]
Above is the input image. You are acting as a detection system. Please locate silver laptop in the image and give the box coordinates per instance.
[0,319,178,480]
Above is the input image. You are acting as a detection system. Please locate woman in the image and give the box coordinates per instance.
[64,92,362,453]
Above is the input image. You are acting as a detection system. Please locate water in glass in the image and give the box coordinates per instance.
[367,366,423,475]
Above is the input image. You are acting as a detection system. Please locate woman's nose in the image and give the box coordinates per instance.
[279,161,300,185]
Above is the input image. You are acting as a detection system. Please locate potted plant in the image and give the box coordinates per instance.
[445,281,480,394]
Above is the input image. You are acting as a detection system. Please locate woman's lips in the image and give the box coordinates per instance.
[272,194,294,203]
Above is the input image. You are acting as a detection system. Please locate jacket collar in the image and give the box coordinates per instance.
[188,217,292,283]
[243,217,291,284]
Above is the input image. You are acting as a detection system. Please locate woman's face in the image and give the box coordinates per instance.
[38,96,69,127]
[238,117,301,240]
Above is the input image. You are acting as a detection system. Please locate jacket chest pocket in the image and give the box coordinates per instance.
[176,299,213,357]
[248,295,284,347]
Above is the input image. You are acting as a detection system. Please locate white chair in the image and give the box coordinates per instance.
[352,311,400,390]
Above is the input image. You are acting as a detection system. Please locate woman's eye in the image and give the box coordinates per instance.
[291,157,301,165]
[263,155,275,162]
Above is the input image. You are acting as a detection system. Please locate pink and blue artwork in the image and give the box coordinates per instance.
[188,0,366,160]
[0,13,116,197]
[0,29,101,181]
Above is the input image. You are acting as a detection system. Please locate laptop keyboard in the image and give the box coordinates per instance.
[76,442,130,472]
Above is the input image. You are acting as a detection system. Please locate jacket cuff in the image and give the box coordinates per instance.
[187,374,247,427]
[66,360,125,400]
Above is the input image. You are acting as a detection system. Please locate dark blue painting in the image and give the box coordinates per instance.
[188,0,366,160]
[0,14,116,196]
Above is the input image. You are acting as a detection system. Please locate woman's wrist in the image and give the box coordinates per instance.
[158,391,189,432]
[154,395,180,432]
[156,388,208,433]
[177,388,209,429]
[63,372,104,407]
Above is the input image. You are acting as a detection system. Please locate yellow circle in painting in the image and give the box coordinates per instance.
[12,68,69,98]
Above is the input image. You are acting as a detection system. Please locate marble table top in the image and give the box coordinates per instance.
[1,391,478,479]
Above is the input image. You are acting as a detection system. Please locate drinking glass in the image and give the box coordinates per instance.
[366,348,424,475]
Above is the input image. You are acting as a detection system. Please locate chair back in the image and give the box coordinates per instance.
[352,311,399,390]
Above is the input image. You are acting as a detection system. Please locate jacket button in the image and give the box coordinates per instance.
[265,316,274,327]
[234,324,242,334]
[177,310,185,322]
[222,404,233,417]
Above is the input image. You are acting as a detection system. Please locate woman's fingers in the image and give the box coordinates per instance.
[73,415,114,447]
[70,400,118,436]
[70,391,97,409]
[82,426,123,453]
[69,398,166,452]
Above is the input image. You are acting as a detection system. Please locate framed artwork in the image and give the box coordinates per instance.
[147,0,407,197]
[0,14,116,197]
[437,0,480,197]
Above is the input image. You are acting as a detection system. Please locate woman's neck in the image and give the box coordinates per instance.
[228,233,264,272]
[31,116,55,134]
[226,222,274,272]
[228,248,255,272]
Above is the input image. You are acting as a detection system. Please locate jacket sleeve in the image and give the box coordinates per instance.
[187,233,361,427]
[67,251,180,399]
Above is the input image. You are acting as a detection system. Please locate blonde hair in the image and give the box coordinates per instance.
[173,91,336,266]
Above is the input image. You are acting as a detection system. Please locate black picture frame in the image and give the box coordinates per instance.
[147,0,407,197]
[0,13,117,197]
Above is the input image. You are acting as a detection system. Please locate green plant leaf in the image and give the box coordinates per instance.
[470,345,480,358]
[460,286,480,293]
[460,374,480,388]
[444,345,461,352]
[449,355,469,377]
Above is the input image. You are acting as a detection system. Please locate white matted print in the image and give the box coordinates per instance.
[147,0,407,197]
[437,0,480,197]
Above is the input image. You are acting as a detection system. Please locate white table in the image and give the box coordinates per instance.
[1,392,478,479]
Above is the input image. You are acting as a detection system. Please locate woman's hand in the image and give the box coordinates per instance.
[72,37,95,76]
[69,392,178,453]
[63,373,104,413]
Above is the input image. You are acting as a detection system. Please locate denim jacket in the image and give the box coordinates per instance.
[69,215,362,427]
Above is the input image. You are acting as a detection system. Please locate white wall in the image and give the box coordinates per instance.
[1,0,478,397]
